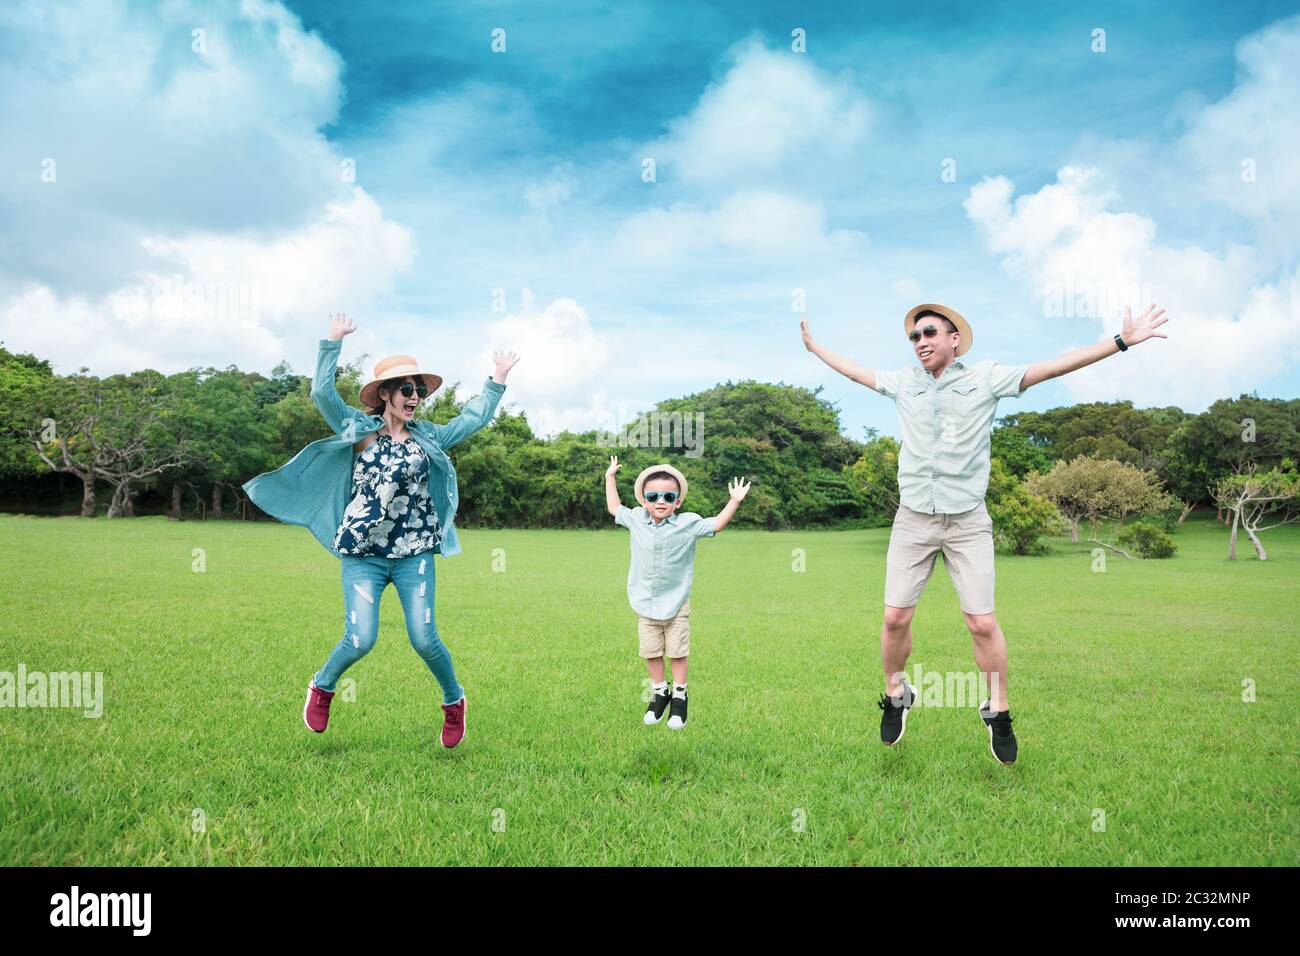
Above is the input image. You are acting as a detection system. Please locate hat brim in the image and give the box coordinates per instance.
[634,464,688,505]
[359,372,443,411]
[905,303,972,357]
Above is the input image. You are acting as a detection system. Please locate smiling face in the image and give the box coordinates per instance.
[640,474,683,522]
[911,314,960,373]
[377,376,423,422]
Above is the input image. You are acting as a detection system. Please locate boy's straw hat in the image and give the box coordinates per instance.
[358,354,443,409]
[634,463,688,505]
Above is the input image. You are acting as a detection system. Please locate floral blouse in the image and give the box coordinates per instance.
[332,433,443,558]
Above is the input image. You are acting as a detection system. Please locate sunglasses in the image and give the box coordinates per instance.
[907,324,948,343]
[643,491,679,504]
[388,381,429,399]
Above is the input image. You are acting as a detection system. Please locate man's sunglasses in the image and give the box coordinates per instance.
[388,381,429,399]
[907,324,948,343]
[644,491,679,503]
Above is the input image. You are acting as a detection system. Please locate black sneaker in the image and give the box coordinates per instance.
[877,679,917,746]
[667,690,688,730]
[643,685,672,725]
[979,699,1018,764]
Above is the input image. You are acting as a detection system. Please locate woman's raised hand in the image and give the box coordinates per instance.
[327,312,357,341]
[492,349,521,384]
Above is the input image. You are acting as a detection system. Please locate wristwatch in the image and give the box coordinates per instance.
[1113,333,1128,352]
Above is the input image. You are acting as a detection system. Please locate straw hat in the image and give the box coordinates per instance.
[358,354,443,410]
[634,463,689,505]
[904,303,973,357]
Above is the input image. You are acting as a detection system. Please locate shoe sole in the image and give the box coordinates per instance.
[882,681,916,746]
[441,695,467,749]
[303,684,325,734]
[644,707,668,725]
[979,698,1016,765]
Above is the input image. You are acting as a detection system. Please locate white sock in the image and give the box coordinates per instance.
[652,681,669,695]
[672,683,687,699]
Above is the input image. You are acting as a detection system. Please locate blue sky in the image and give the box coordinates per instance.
[1,0,1297,440]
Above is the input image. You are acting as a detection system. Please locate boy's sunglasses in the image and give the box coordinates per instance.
[644,491,679,504]
[907,324,947,343]
[389,381,429,399]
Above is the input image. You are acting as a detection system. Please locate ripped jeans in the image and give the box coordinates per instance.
[313,553,463,705]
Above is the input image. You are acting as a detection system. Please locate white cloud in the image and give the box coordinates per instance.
[964,166,1296,408]
[0,0,413,376]
[613,191,867,266]
[461,294,610,435]
[655,38,872,189]
[1180,14,1300,225]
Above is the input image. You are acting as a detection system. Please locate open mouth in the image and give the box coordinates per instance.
[403,401,417,413]
[918,348,933,359]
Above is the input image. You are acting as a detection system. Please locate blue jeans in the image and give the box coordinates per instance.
[314,553,463,705]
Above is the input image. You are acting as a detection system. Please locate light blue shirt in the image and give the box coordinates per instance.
[873,358,1027,515]
[614,505,717,619]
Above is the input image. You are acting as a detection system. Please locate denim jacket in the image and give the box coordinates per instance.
[242,338,506,559]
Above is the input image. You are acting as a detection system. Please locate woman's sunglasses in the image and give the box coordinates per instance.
[644,491,679,504]
[388,381,429,399]
[907,324,947,343]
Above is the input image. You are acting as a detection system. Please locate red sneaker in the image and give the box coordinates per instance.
[303,682,334,733]
[440,695,467,748]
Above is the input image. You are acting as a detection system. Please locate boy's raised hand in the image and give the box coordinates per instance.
[606,455,621,478]
[728,476,751,501]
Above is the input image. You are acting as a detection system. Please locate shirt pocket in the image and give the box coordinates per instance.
[949,383,981,409]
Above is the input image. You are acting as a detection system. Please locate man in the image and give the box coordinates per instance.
[801,302,1168,764]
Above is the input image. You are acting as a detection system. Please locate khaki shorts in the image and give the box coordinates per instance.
[638,601,690,658]
[884,502,995,614]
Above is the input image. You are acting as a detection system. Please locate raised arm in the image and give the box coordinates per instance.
[605,456,623,518]
[1020,305,1168,391]
[309,312,361,435]
[709,477,751,534]
[426,350,520,450]
[801,319,877,390]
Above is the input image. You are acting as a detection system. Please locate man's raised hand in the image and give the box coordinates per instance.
[800,319,817,352]
[606,455,621,478]
[1122,305,1169,347]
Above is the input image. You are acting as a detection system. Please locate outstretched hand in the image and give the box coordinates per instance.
[800,319,817,352]
[1122,304,1169,347]
[605,455,621,478]
[327,312,356,341]
[492,349,521,384]
[728,476,751,502]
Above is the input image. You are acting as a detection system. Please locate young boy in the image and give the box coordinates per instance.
[605,456,750,729]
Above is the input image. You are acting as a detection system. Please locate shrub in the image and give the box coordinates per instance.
[1117,520,1178,558]
[988,484,1062,555]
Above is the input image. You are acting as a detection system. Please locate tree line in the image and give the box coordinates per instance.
[2,343,1296,558]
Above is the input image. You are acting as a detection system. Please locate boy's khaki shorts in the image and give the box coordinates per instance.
[638,601,690,658]
[884,502,996,614]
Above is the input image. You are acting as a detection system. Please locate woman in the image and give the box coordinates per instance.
[243,312,519,748]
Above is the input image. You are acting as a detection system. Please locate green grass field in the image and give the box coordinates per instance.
[1,512,1295,866]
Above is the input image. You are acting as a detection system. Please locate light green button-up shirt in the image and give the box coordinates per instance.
[614,505,717,620]
[874,358,1027,515]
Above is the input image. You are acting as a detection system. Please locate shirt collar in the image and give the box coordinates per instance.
[913,358,966,381]
[642,509,679,526]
